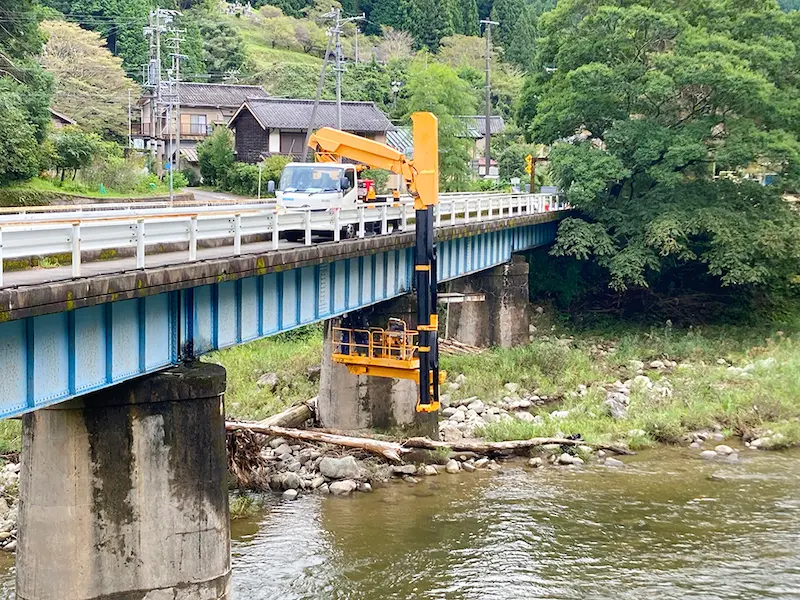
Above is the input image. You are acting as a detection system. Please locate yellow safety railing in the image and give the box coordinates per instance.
[332,326,419,364]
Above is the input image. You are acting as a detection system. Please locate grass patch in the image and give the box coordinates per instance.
[467,318,800,449]
[204,324,323,421]
[0,421,21,454]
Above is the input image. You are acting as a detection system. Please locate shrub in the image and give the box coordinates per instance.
[182,167,201,187]
[224,162,260,197]
[197,128,235,186]
[81,154,146,193]
[262,155,291,189]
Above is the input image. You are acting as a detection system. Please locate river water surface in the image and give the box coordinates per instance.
[3,448,800,599]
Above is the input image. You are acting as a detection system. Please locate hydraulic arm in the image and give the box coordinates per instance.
[308,112,442,412]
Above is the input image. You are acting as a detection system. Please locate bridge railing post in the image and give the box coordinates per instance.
[271,211,280,250]
[381,204,388,234]
[0,227,5,287]
[477,198,483,222]
[234,213,242,256]
[304,209,312,246]
[71,222,81,278]
[401,203,408,232]
[435,204,441,227]
[333,209,341,242]
[136,218,145,269]
[464,199,470,224]
[358,207,365,238]
[189,215,198,260]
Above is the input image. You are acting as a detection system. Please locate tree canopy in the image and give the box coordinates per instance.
[40,20,139,140]
[0,0,52,186]
[525,0,800,295]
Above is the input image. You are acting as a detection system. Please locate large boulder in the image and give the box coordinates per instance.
[603,392,630,420]
[319,456,361,480]
[329,480,358,496]
[257,372,280,391]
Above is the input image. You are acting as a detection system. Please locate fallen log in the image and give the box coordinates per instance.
[225,421,634,459]
[403,437,635,456]
[254,399,315,428]
[225,423,410,463]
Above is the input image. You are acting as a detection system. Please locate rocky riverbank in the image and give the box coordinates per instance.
[0,463,19,553]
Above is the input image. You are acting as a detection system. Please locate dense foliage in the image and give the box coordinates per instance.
[524,0,800,307]
[0,0,52,186]
[40,21,139,139]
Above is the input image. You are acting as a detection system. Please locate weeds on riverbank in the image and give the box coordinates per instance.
[453,320,800,449]
[204,325,323,421]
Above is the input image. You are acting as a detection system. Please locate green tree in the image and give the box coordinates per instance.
[530,0,800,296]
[0,0,53,185]
[462,0,480,36]
[195,19,249,81]
[40,21,140,140]
[404,56,476,190]
[504,4,539,71]
[489,0,524,49]
[197,127,235,186]
[50,126,102,181]
[406,0,450,50]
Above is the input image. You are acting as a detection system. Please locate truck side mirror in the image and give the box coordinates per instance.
[267,180,275,193]
[340,176,350,190]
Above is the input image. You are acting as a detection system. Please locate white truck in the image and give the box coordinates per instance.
[274,162,400,242]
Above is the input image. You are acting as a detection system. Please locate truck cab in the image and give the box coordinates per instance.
[276,163,359,211]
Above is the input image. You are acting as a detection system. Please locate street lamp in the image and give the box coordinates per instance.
[391,80,403,111]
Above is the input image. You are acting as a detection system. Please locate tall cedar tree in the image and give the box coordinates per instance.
[530,0,800,294]
[489,0,524,49]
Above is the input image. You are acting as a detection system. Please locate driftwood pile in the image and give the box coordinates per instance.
[438,338,483,355]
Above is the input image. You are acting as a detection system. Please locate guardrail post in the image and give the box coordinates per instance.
[189,215,198,260]
[464,199,470,224]
[477,198,483,222]
[71,222,81,278]
[136,218,145,269]
[488,197,494,219]
[401,204,408,232]
[234,213,242,256]
[333,209,341,242]
[527,195,532,214]
[450,201,455,223]
[435,204,441,227]
[304,209,312,246]
[271,212,280,250]
[380,204,388,234]
[358,207,365,239]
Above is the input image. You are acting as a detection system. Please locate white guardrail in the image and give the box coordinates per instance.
[0,193,566,286]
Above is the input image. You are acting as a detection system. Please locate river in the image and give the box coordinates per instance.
[2,447,800,598]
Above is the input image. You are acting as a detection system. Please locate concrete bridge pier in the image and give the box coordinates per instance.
[445,254,530,348]
[318,296,438,438]
[16,362,231,600]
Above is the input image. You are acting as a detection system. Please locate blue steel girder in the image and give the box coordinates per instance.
[0,219,559,418]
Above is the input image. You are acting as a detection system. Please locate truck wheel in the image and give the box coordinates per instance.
[285,231,305,243]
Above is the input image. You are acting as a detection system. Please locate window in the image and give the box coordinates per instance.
[181,114,208,136]
[280,132,306,155]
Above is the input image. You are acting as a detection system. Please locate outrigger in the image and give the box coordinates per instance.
[307,112,445,412]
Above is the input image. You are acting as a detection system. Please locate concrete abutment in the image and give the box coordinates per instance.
[16,362,231,600]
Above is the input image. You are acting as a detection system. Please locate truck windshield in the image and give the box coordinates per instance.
[279,166,344,193]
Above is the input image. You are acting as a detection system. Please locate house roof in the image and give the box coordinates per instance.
[230,98,394,133]
[457,115,506,138]
[49,108,76,125]
[175,83,269,108]
[386,126,413,157]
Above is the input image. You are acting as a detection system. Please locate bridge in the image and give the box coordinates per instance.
[2,191,568,599]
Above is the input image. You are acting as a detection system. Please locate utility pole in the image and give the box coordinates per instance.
[169,27,186,201]
[333,8,343,130]
[127,89,132,151]
[480,19,498,179]
[354,24,359,64]
[144,8,178,177]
